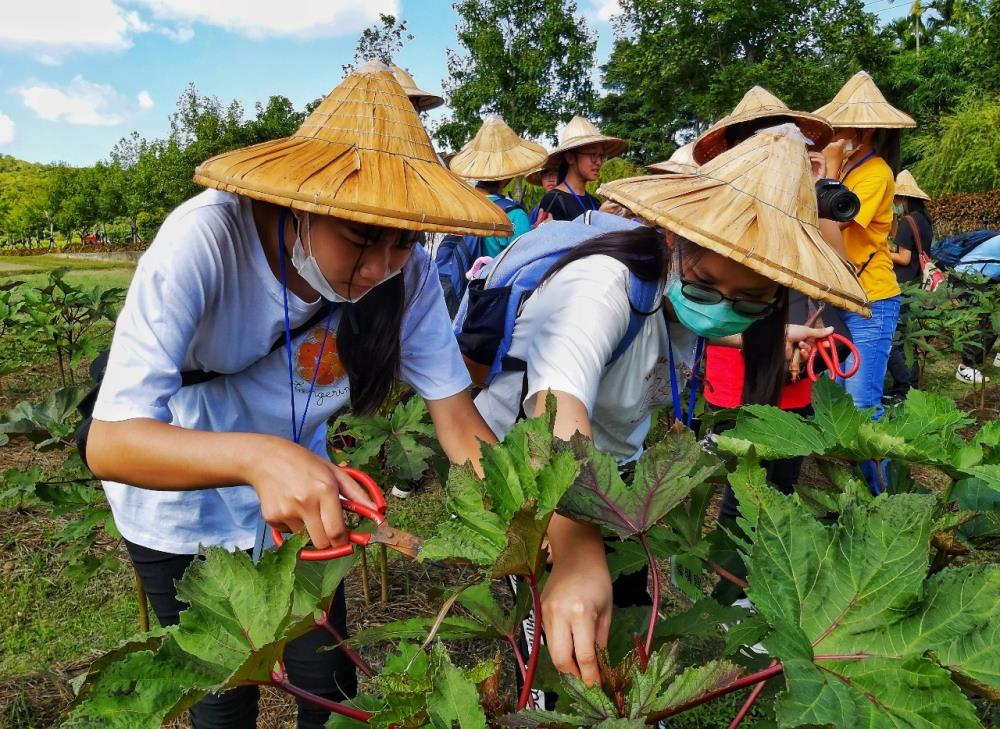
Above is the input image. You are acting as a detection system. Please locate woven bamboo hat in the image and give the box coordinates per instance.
[647,142,698,174]
[546,115,628,166]
[194,62,511,237]
[391,64,444,112]
[525,157,559,187]
[693,86,833,164]
[598,126,870,316]
[814,71,916,129]
[894,169,930,200]
[448,115,549,182]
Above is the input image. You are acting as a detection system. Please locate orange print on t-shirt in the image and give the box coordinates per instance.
[295,328,345,385]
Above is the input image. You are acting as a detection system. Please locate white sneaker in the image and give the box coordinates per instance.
[993,352,1000,368]
[956,365,990,385]
[390,485,413,499]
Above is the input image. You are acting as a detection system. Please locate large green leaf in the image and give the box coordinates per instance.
[68,536,354,724]
[426,644,489,729]
[731,474,995,728]
[558,429,721,540]
[421,406,580,578]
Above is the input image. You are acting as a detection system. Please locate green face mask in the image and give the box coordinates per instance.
[892,202,904,216]
[666,277,758,339]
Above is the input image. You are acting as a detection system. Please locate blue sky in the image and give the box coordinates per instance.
[0,0,910,167]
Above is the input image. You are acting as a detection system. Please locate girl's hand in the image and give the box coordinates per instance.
[541,521,613,687]
[245,437,377,550]
[822,139,848,178]
[808,151,828,182]
[785,324,834,363]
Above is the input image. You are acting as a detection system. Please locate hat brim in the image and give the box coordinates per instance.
[195,136,513,237]
[895,186,930,201]
[693,110,833,164]
[548,135,629,165]
[599,173,871,317]
[646,160,698,175]
[405,91,444,112]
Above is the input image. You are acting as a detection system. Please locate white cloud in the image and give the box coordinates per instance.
[0,113,15,145]
[137,90,154,109]
[592,0,622,22]
[159,25,194,42]
[19,75,129,126]
[131,0,399,39]
[0,1,149,58]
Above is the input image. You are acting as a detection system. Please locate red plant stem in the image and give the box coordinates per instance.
[704,559,750,590]
[505,634,528,682]
[517,572,543,711]
[646,662,785,723]
[271,670,371,722]
[634,634,649,671]
[316,612,374,678]
[874,458,887,495]
[638,533,660,658]
[728,660,778,729]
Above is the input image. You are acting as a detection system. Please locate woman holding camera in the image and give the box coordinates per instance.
[815,71,916,489]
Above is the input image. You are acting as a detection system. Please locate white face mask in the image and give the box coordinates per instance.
[289,213,400,304]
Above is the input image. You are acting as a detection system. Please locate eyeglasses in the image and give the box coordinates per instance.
[679,278,778,318]
[578,151,607,163]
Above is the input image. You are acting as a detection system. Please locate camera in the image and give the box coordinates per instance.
[815,179,861,222]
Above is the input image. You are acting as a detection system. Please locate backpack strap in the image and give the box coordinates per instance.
[903,214,925,259]
[494,196,525,215]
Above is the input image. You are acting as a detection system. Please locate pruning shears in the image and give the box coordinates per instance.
[271,467,422,561]
[789,304,861,383]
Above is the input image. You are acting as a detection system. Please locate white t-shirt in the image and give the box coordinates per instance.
[94,189,470,554]
[475,255,699,462]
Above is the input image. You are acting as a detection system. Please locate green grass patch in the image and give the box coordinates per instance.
[0,510,140,677]
[1,254,136,293]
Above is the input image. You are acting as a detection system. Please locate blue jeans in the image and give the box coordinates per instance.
[839,296,901,491]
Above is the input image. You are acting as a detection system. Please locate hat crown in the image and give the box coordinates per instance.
[391,64,417,88]
[295,64,437,162]
[814,70,916,128]
[559,115,604,146]
[894,169,930,199]
[731,86,789,116]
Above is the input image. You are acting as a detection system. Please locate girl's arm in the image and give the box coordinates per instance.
[532,390,613,688]
[86,417,376,551]
[425,390,497,473]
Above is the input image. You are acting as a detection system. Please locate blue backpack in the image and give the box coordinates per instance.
[453,211,661,388]
[931,229,1000,268]
[435,196,523,317]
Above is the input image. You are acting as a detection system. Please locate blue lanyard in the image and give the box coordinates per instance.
[841,152,875,182]
[276,209,336,444]
[559,181,596,213]
[665,322,705,428]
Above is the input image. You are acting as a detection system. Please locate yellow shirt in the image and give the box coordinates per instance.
[841,155,900,301]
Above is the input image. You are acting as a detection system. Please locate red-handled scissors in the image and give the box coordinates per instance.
[806,332,860,381]
[271,467,422,561]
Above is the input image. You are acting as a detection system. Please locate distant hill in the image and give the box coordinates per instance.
[0,154,55,175]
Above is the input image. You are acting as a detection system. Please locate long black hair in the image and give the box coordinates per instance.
[337,271,406,415]
[872,129,901,176]
[904,196,934,230]
[538,227,789,406]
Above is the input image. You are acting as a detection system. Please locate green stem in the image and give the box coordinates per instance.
[379,544,389,606]
[359,546,371,607]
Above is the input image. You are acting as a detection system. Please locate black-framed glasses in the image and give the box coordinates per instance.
[679,278,778,318]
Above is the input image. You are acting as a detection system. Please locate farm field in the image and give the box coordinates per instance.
[2,257,999,728]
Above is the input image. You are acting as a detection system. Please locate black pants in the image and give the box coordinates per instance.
[125,540,356,729]
[886,341,919,397]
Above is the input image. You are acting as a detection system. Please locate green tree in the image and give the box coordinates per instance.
[434,0,598,153]
[599,0,891,163]
[342,13,414,75]
[910,93,1000,194]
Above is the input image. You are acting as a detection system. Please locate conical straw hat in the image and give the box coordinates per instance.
[894,169,930,200]
[647,142,698,174]
[546,115,628,166]
[449,115,549,182]
[814,71,916,129]
[391,64,444,112]
[693,86,833,164]
[598,127,870,316]
[194,62,511,237]
[525,156,559,187]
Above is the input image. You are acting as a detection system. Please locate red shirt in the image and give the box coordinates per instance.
[703,345,813,410]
